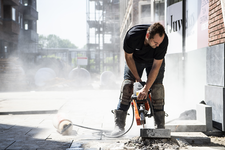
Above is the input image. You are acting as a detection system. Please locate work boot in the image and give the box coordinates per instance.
[111,109,127,136]
[154,111,165,129]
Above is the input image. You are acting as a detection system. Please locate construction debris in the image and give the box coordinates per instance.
[124,136,179,150]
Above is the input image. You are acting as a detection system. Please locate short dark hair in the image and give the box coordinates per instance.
[147,22,165,39]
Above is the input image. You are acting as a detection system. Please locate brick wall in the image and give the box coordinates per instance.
[209,0,225,46]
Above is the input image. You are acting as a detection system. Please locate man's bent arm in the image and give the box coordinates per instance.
[124,51,141,82]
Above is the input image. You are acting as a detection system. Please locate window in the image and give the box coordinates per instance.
[24,0,28,6]
[12,7,16,21]
[4,46,7,53]
[18,13,20,24]
[24,20,28,30]
[154,0,165,22]
[21,14,23,29]
[141,4,151,18]
[33,0,36,9]
[167,0,182,7]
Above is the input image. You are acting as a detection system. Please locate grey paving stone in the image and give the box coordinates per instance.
[140,128,171,138]
[166,120,206,132]
[0,140,15,150]
[7,139,71,150]
[70,142,83,148]
[66,148,84,150]
[171,132,210,144]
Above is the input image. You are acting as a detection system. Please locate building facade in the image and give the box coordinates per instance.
[120,0,225,131]
[0,0,38,59]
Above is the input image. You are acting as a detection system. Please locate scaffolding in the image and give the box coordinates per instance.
[86,0,120,74]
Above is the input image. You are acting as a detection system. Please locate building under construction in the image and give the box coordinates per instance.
[86,0,120,74]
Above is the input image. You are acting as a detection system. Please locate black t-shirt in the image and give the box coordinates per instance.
[123,24,168,63]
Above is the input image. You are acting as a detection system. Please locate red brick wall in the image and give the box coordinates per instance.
[209,0,225,46]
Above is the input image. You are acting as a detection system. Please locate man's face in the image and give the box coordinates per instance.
[148,33,165,49]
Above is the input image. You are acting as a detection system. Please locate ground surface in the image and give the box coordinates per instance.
[0,88,224,150]
[82,135,225,150]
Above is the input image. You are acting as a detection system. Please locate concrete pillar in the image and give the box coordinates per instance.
[205,43,225,131]
[196,104,212,131]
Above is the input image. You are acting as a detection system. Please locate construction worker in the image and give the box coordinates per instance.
[111,23,168,136]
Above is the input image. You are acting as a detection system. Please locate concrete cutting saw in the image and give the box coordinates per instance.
[131,82,171,138]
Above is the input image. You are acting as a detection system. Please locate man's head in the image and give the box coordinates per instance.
[145,23,165,49]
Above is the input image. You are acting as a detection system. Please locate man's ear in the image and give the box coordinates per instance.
[146,32,150,39]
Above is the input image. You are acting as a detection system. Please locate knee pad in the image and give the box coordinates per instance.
[119,80,134,105]
[151,84,165,110]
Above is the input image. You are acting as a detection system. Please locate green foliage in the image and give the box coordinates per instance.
[104,55,118,63]
[38,34,78,49]
[42,54,61,59]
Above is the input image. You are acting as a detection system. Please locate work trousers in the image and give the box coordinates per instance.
[117,59,165,111]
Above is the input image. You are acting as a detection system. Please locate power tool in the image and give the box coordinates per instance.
[131,82,154,127]
[131,82,171,138]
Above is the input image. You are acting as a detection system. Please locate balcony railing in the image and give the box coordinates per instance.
[3,20,20,35]
[24,6,38,20]
[3,0,19,6]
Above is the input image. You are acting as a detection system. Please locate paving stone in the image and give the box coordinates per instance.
[26,127,53,139]
[70,142,83,148]
[140,128,171,138]
[174,138,191,147]
[7,139,71,150]
[166,120,206,132]
[0,140,15,150]
[66,148,84,150]
[171,132,210,144]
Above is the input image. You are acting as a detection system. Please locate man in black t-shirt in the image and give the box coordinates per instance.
[111,23,168,136]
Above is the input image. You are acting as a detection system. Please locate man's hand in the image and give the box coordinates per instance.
[136,78,142,82]
[137,87,148,100]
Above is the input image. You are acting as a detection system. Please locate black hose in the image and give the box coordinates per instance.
[72,105,135,138]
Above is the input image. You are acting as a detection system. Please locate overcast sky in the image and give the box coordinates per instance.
[37,0,87,49]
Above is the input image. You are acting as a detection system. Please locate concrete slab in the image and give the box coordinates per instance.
[166,120,206,132]
[140,128,171,138]
[204,128,224,136]
[171,132,210,144]
[175,137,191,147]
